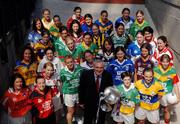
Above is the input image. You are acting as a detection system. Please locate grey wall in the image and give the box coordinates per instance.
[145,0,180,73]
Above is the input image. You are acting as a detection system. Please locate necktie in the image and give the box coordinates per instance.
[96,75,100,92]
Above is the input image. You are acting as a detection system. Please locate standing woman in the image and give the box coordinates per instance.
[129,10,149,40]
[107,46,134,86]
[14,46,38,88]
[41,8,54,30]
[153,36,174,66]
[28,18,45,47]
[69,20,83,46]
[154,54,180,124]
[1,73,32,124]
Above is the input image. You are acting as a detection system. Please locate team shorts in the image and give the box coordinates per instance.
[135,106,159,123]
[112,112,135,124]
[160,93,177,106]
[63,93,79,107]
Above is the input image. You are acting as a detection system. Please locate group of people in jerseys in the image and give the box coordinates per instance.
[1,5,180,124]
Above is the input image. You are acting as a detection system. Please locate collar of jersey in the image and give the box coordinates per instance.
[159,64,171,73]
[135,19,145,27]
[142,78,155,88]
[65,66,75,74]
[122,83,134,92]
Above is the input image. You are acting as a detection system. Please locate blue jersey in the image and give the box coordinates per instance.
[115,16,134,34]
[81,23,93,35]
[127,42,141,58]
[107,59,134,86]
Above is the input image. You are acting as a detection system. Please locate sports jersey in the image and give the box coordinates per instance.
[14,61,38,86]
[135,79,165,110]
[70,33,83,46]
[41,18,54,30]
[54,37,67,61]
[34,40,53,61]
[80,61,93,70]
[154,65,179,94]
[135,57,154,80]
[96,49,114,68]
[93,33,105,50]
[129,20,149,40]
[145,37,157,54]
[107,59,134,86]
[76,42,98,58]
[28,30,42,44]
[57,46,80,64]
[153,47,174,65]
[60,65,82,94]
[117,83,140,115]
[66,15,84,29]
[94,18,113,37]
[81,23,93,34]
[37,56,64,78]
[111,33,129,48]
[127,42,141,61]
[115,16,135,34]
[49,24,60,39]
[2,88,31,117]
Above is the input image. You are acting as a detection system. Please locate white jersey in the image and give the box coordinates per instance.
[37,56,64,78]
[80,61,93,70]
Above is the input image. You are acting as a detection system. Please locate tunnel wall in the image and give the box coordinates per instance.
[145,0,180,73]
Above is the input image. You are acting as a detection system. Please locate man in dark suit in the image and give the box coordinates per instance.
[79,59,113,124]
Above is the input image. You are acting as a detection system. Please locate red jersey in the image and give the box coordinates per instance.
[66,15,84,29]
[29,88,55,119]
[153,47,174,65]
[1,88,32,117]
[135,57,154,80]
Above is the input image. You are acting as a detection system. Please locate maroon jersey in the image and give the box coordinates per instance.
[29,87,55,119]
[1,88,32,117]
[135,57,154,80]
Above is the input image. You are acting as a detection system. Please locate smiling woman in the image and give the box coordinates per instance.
[65,0,144,4]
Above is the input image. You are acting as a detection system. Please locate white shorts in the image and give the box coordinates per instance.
[135,107,159,123]
[161,93,177,106]
[63,93,79,107]
[112,112,135,124]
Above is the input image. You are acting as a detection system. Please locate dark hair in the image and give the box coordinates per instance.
[115,22,124,29]
[122,8,130,14]
[64,55,73,62]
[41,29,50,37]
[84,13,93,19]
[143,26,154,35]
[102,38,114,53]
[32,18,45,32]
[157,35,168,47]
[121,72,132,80]
[59,26,68,33]
[160,54,171,62]
[44,47,55,54]
[84,50,93,58]
[140,43,152,55]
[53,15,60,20]
[42,8,50,14]
[114,46,127,59]
[136,10,144,16]
[69,20,82,36]
[9,73,26,90]
[136,30,144,36]
[36,75,45,84]
[143,67,154,75]
[20,45,36,63]
[92,23,99,29]
[101,10,108,16]
[74,6,81,12]
[83,32,93,39]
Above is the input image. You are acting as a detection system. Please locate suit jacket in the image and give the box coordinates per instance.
[79,69,113,109]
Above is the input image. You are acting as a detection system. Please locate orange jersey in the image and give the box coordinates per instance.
[1,88,32,117]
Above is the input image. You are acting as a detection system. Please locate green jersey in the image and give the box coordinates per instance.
[117,83,140,114]
[76,42,98,58]
[54,37,67,61]
[60,65,82,94]
[129,20,149,40]
[49,25,60,41]
[154,65,179,94]
[111,33,129,48]
[59,46,80,62]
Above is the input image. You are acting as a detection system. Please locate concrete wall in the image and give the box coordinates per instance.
[145,0,180,73]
